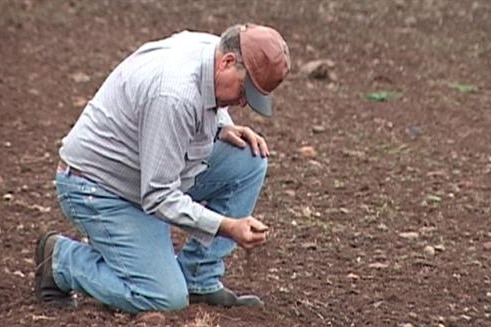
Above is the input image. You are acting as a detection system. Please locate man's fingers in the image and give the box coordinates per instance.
[257,137,269,157]
[242,129,260,156]
[251,225,268,233]
[249,218,268,231]
[246,226,268,248]
[228,132,247,148]
[242,237,267,249]
[241,128,268,157]
[222,126,269,157]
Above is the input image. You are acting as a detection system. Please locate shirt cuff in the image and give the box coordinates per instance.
[189,206,224,247]
[217,108,234,127]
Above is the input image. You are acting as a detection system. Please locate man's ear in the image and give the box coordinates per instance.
[220,52,237,69]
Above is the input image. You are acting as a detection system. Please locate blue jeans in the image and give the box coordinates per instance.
[52,141,267,313]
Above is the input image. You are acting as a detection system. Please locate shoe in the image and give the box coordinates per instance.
[189,287,264,307]
[35,231,76,308]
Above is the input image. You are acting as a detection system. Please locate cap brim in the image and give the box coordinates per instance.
[245,77,273,117]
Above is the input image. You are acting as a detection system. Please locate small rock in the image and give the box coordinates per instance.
[298,146,318,158]
[299,59,336,80]
[399,232,419,239]
[347,273,360,280]
[425,194,442,203]
[13,270,25,278]
[424,245,436,256]
[339,207,350,214]
[483,241,491,250]
[3,193,13,202]
[69,72,91,83]
[368,262,389,269]
[377,223,389,231]
[28,88,40,96]
[301,242,317,250]
[312,125,326,133]
[419,226,437,234]
[284,189,296,197]
[308,160,323,168]
[434,244,446,252]
[72,96,88,108]
[404,16,417,26]
[301,206,312,217]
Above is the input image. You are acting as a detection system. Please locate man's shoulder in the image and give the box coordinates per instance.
[172,30,220,44]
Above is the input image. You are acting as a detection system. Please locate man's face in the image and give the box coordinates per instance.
[215,53,247,108]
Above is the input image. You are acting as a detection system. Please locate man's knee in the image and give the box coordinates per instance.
[130,287,189,312]
[159,288,189,311]
[232,144,268,177]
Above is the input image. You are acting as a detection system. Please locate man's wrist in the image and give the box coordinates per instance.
[218,217,234,237]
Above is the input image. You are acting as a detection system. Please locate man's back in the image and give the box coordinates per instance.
[60,31,220,205]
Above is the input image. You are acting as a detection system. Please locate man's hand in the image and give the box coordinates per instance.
[218,125,269,157]
[218,216,269,249]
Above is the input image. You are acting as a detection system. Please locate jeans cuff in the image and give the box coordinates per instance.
[187,281,223,294]
[52,237,72,293]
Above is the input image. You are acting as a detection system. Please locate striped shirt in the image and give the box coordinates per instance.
[59,31,234,245]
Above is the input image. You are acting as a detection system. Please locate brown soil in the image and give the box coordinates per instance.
[1,1,491,326]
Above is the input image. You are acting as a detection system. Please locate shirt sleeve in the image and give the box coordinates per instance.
[217,107,234,127]
[138,95,223,246]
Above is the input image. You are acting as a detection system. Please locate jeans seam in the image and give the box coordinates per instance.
[96,215,131,282]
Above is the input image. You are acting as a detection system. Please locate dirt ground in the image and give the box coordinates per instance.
[1,0,491,326]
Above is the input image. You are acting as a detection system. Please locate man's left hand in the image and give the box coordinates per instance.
[218,125,269,157]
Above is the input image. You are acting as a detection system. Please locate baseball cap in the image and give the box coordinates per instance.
[240,24,291,117]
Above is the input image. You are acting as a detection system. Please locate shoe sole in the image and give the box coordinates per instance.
[189,289,264,307]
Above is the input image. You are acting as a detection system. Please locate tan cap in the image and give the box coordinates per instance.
[240,24,291,117]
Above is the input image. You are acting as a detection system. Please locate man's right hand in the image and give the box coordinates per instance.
[218,217,269,249]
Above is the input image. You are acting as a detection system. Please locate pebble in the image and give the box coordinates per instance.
[399,232,419,239]
[424,245,436,256]
[312,125,326,133]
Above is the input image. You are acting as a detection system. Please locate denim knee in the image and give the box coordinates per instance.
[251,150,268,173]
[237,144,268,177]
[129,288,188,313]
[164,288,189,311]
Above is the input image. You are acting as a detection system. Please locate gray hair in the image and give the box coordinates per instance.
[218,24,243,63]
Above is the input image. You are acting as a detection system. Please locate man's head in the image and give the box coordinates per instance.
[214,24,290,116]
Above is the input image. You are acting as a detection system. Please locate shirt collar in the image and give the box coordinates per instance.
[201,43,217,110]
